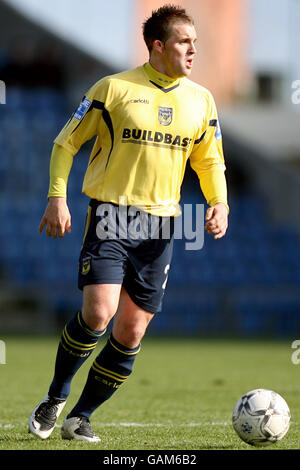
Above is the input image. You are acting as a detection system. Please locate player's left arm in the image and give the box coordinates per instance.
[189,91,229,239]
[204,202,228,239]
[199,167,229,239]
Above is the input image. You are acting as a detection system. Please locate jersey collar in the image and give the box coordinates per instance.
[143,62,182,93]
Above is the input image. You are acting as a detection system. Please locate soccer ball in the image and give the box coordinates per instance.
[232,389,290,446]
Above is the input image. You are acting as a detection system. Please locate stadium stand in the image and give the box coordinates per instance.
[1,86,300,336]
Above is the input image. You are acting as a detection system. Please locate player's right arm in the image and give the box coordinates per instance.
[39,143,73,238]
[189,90,229,239]
[39,139,75,238]
[39,195,71,238]
[39,78,109,238]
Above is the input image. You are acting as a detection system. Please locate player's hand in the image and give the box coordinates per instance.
[205,202,228,239]
[39,197,72,238]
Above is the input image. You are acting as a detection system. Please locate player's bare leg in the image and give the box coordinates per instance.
[81,283,122,330]
[112,287,154,348]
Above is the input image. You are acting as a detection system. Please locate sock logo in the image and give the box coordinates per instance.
[94,376,120,388]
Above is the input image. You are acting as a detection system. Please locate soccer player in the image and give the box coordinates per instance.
[29,5,229,442]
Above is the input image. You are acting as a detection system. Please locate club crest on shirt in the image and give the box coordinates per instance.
[158,107,173,126]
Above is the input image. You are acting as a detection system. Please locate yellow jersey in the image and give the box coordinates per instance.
[52,62,227,216]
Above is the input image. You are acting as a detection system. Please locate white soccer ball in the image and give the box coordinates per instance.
[232,388,290,446]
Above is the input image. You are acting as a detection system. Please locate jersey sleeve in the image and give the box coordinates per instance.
[54,78,109,155]
[189,91,228,209]
[47,143,74,198]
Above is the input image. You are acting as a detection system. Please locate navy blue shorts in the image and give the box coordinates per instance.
[78,200,174,313]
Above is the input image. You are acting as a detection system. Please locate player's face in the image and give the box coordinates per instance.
[160,22,197,78]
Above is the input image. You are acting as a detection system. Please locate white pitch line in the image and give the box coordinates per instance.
[97,422,231,427]
[1,421,232,430]
[52,422,230,429]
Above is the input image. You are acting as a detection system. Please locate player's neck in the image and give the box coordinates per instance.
[145,61,181,87]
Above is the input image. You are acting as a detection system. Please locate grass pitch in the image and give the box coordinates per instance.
[0,335,299,450]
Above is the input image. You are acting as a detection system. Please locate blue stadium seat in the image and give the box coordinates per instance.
[1,88,300,335]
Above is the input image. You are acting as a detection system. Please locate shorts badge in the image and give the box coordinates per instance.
[81,257,91,275]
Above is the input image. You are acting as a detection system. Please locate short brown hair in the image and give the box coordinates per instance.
[142,4,194,53]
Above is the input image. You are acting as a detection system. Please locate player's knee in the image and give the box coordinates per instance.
[82,304,115,331]
[114,322,147,349]
[81,286,120,330]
